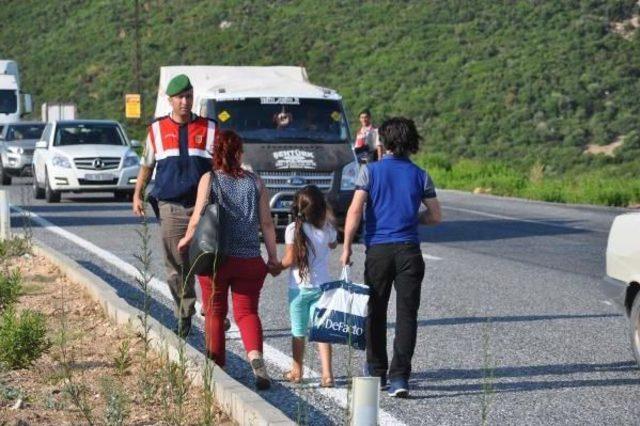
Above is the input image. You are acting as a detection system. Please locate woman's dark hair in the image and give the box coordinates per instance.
[290,185,332,282]
[359,108,371,117]
[378,117,421,157]
[212,130,244,177]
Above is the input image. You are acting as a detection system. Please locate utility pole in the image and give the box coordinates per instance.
[134,0,143,121]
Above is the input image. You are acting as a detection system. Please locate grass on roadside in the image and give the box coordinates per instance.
[416,154,640,207]
[0,236,31,259]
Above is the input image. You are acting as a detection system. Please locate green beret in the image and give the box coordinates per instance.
[166,74,192,97]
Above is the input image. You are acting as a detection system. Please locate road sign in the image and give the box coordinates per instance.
[125,94,141,119]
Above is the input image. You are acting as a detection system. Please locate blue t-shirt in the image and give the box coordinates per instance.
[356,155,437,246]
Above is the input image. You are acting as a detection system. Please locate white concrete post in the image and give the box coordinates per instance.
[350,376,380,426]
[0,190,10,241]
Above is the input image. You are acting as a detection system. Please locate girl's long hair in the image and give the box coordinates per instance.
[212,130,244,177]
[290,185,333,282]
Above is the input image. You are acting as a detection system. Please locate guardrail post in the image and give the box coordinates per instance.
[0,190,10,241]
[350,376,380,426]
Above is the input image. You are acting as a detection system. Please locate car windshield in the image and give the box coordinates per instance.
[210,98,349,143]
[54,123,126,147]
[0,90,17,114]
[6,124,45,141]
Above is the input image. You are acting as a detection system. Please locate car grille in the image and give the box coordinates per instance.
[74,157,121,170]
[257,170,333,194]
[78,178,119,186]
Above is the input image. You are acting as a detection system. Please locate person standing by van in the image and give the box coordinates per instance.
[354,109,381,163]
[279,185,337,388]
[132,74,216,338]
[340,117,442,398]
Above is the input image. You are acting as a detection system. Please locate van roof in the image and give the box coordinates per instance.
[0,60,19,86]
[155,66,341,118]
[0,74,18,89]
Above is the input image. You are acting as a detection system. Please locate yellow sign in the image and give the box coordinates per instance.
[218,110,231,122]
[125,94,141,119]
[331,111,341,122]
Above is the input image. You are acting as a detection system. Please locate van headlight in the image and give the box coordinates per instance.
[52,155,72,169]
[340,161,358,191]
[7,146,23,154]
[122,152,139,168]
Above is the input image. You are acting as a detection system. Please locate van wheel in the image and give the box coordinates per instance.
[0,160,11,185]
[630,294,640,368]
[45,170,61,203]
[33,167,45,199]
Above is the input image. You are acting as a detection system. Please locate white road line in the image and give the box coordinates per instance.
[423,253,442,260]
[443,205,610,233]
[11,205,406,426]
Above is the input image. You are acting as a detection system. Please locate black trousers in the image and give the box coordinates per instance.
[364,242,425,380]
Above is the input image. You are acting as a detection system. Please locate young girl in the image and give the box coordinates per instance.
[279,185,337,387]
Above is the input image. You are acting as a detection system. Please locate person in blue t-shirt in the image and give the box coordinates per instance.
[341,117,442,398]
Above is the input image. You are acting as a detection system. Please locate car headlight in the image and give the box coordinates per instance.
[52,155,72,169]
[7,146,23,154]
[122,153,139,168]
[340,161,358,191]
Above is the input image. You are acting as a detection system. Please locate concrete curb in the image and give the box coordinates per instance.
[32,239,294,426]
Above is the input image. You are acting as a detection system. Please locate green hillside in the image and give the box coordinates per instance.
[2,0,640,205]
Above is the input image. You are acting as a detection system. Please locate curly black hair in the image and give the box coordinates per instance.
[378,117,422,157]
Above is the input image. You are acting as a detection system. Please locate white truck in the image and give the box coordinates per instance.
[41,102,77,122]
[153,66,358,229]
[0,60,33,132]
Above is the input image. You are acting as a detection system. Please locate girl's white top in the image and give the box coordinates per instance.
[285,222,337,289]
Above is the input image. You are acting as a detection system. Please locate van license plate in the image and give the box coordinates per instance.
[85,173,114,181]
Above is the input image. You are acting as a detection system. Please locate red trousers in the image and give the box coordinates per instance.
[198,256,268,367]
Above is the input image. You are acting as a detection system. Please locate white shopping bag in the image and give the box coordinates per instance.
[309,267,370,350]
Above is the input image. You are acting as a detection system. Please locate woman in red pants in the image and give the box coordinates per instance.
[178,130,279,390]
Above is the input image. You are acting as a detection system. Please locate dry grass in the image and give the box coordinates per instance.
[0,252,231,425]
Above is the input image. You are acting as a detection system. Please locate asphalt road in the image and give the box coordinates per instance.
[4,178,640,425]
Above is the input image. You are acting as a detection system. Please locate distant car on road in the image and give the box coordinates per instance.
[0,121,45,184]
[602,212,640,367]
[32,120,141,203]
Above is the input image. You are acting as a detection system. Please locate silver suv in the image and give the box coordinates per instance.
[0,121,45,185]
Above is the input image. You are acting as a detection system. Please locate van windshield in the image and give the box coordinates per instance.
[0,90,17,114]
[211,98,348,143]
[54,123,126,147]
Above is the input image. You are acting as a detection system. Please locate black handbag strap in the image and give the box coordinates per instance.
[199,171,224,217]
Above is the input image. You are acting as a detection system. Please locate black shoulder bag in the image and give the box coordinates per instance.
[186,171,226,279]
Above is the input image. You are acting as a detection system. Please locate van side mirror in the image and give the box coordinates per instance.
[130,139,141,148]
[35,140,48,149]
[22,93,33,115]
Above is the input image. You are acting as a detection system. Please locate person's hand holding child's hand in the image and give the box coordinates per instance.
[267,258,282,277]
